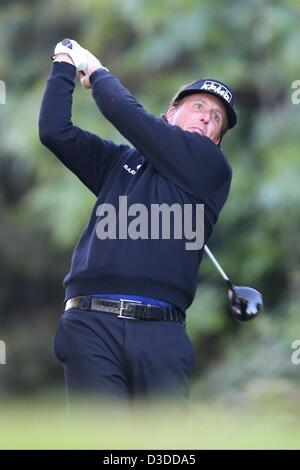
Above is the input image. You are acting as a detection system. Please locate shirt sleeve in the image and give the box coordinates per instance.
[89,68,232,215]
[38,62,124,196]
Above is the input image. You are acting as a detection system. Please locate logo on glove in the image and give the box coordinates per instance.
[53,38,88,75]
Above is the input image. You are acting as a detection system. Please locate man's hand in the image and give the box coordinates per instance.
[52,39,108,89]
[77,49,104,89]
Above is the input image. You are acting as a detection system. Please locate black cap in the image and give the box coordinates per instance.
[175,79,237,129]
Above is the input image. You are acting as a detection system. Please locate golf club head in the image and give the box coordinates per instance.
[228,285,263,321]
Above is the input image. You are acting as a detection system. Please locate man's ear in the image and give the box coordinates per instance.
[166,106,177,123]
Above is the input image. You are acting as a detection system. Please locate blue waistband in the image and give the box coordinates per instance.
[92,293,175,307]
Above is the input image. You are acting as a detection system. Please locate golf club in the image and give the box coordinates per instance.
[204,245,263,321]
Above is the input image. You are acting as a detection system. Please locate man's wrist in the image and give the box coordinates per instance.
[89,66,110,84]
[52,53,75,65]
[87,62,109,78]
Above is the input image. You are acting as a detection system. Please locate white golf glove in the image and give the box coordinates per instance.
[52,38,88,74]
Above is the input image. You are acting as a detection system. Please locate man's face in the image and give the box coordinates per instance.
[166,92,227,145]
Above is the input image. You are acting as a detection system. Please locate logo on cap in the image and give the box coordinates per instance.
[200,80,232,104]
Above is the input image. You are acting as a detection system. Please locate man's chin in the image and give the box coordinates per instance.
[186,128,219,145]
[187,128,205,136]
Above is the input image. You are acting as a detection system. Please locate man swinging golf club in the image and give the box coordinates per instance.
[39,38,261,407]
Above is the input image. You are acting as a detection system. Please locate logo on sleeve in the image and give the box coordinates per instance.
[123,163,142,175]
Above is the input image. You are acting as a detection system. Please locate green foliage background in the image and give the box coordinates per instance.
[0,0,300,448]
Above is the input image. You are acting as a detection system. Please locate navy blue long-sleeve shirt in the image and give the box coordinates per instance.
[39,62,232,312]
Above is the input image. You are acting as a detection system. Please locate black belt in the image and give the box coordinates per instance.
[64,296,185,324]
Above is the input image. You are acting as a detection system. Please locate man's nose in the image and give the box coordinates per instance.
[200,111,210,124]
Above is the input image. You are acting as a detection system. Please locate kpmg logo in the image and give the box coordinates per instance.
[201,80,232,103]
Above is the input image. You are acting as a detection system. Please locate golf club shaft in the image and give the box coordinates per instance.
[204,245,230,283]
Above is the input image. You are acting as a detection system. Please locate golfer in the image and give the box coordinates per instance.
[39,41,237,406]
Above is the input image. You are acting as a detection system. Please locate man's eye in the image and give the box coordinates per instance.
[212,113,220,121]
[194,103,203,110]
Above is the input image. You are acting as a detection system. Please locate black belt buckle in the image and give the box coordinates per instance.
[117,298,141,320]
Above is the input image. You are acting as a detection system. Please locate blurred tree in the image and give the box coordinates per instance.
[0,0,300,398]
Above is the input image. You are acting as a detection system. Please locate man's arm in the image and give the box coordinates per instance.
[73,46,231,215]
[89,68,232,218]
[38,55,124,196]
